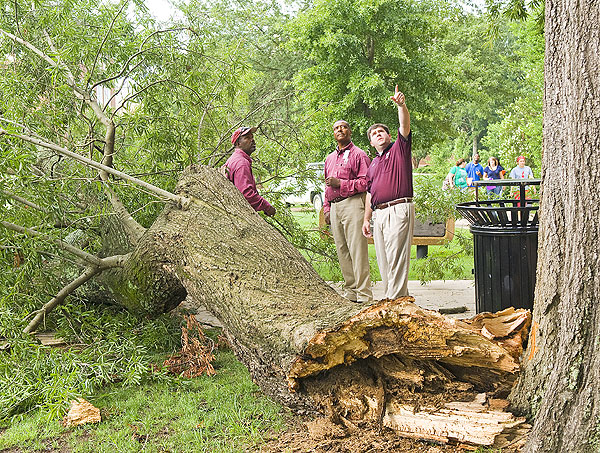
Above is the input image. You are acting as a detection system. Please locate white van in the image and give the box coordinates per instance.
[272,162,325,212]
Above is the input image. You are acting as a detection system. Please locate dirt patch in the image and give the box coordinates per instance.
[259,415,524,452]
[300,356,488,420]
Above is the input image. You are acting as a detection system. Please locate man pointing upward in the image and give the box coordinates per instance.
[362,86,414,299]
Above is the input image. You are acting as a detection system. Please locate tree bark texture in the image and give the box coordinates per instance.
[509,1,600,451]
[121,165,530,430]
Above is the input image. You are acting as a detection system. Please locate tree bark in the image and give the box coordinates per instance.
[509,1,600,451]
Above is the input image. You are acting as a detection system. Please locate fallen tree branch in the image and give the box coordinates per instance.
[23,253,128,334]
[102,184,146,244]
[0,129,190,207]
[1,190,47,212]
[1,220,103,266]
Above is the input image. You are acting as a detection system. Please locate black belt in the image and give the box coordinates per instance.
[375,197,413,210]
[330,196,347,203]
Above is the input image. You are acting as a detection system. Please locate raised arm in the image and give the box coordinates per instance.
[390,85,410,139]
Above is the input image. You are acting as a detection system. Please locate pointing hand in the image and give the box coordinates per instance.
[390,84,405,106]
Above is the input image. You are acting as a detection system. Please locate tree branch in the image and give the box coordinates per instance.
[0,129,191,207]
[103,184,146,244]
[0,220,103,266]
[209,93,294,165]
[39,30,112,129]
[23,253,128,334]
[1,190,47,212]
[41,31,117,176]
[86,0,129,89]
[23,267,101,334]
[111,78,204,119]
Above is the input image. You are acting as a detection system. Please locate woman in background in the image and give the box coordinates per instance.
[451,159,468,190]
[483,156,504,196]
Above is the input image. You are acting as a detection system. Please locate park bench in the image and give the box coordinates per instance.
[319,210,455,258]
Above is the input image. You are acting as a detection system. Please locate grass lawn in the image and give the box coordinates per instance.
[0,348,497,453]
[292,208,474,282]
[0,350,286,452]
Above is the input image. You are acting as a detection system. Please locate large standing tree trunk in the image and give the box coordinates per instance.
[509,1,600,451]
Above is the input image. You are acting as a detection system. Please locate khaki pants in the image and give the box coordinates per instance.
[330,193,372,302]
[372,202,414,299]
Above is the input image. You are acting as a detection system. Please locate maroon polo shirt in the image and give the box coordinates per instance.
[366,130,413,209]
[323,141,371,214]
[224,149,273,213]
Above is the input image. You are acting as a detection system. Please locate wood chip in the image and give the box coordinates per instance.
[383,393,527,447]
[34,332,67,347]
[62,398,101,427]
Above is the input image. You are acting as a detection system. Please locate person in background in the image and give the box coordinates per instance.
[448,158,468,190]
[465,153,483,188]
[224,126,276,216]
[483,156,504,196]
[323,120,373,303]
[362,85,414,300]
[510,155,534,180]
[497,157,506,178]
[509,155,536,202]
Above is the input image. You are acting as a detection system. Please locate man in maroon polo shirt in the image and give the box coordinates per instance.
[224,126,276,216]
[362,86,414,299]
[323,120,372,303]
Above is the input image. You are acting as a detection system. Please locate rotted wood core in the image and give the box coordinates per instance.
[290,301,531,447]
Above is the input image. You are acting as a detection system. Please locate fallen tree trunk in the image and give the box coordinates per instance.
[120,165,531,443]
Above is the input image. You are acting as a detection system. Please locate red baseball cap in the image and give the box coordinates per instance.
[231,126,257,145]
[516,155,526,162]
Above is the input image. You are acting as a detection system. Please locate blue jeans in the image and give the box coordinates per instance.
[487,186,502,196]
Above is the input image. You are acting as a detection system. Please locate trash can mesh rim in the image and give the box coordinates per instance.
[456,199,539,229]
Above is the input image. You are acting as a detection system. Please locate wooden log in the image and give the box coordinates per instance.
[288,299,528,391]
[116,165,532,443]
[384,393,527,447]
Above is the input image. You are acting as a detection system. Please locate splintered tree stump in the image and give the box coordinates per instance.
[384,393,527,447]
[121,165,532,446]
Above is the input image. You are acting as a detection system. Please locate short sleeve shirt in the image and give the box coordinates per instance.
[366,130,413,209]
[510,165,534,179]
[484,165,504,180]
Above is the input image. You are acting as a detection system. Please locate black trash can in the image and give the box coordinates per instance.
[456,179,541,313]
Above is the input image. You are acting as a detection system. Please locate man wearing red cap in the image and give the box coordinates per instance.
[509,156,534,180]
[224,126,276,216]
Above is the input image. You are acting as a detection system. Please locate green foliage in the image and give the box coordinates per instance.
[411,174,474,283]
[411,228,474,283]
[414,173,472,223]
[433,13,530,162]
[482,17,544,172]
[286,0,457,161]
[486,0,545,35]
[0,349,285,452]
[0,301,181,424]
[0,0,544,434]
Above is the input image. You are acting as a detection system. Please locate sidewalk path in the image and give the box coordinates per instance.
[330,280,476,319]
